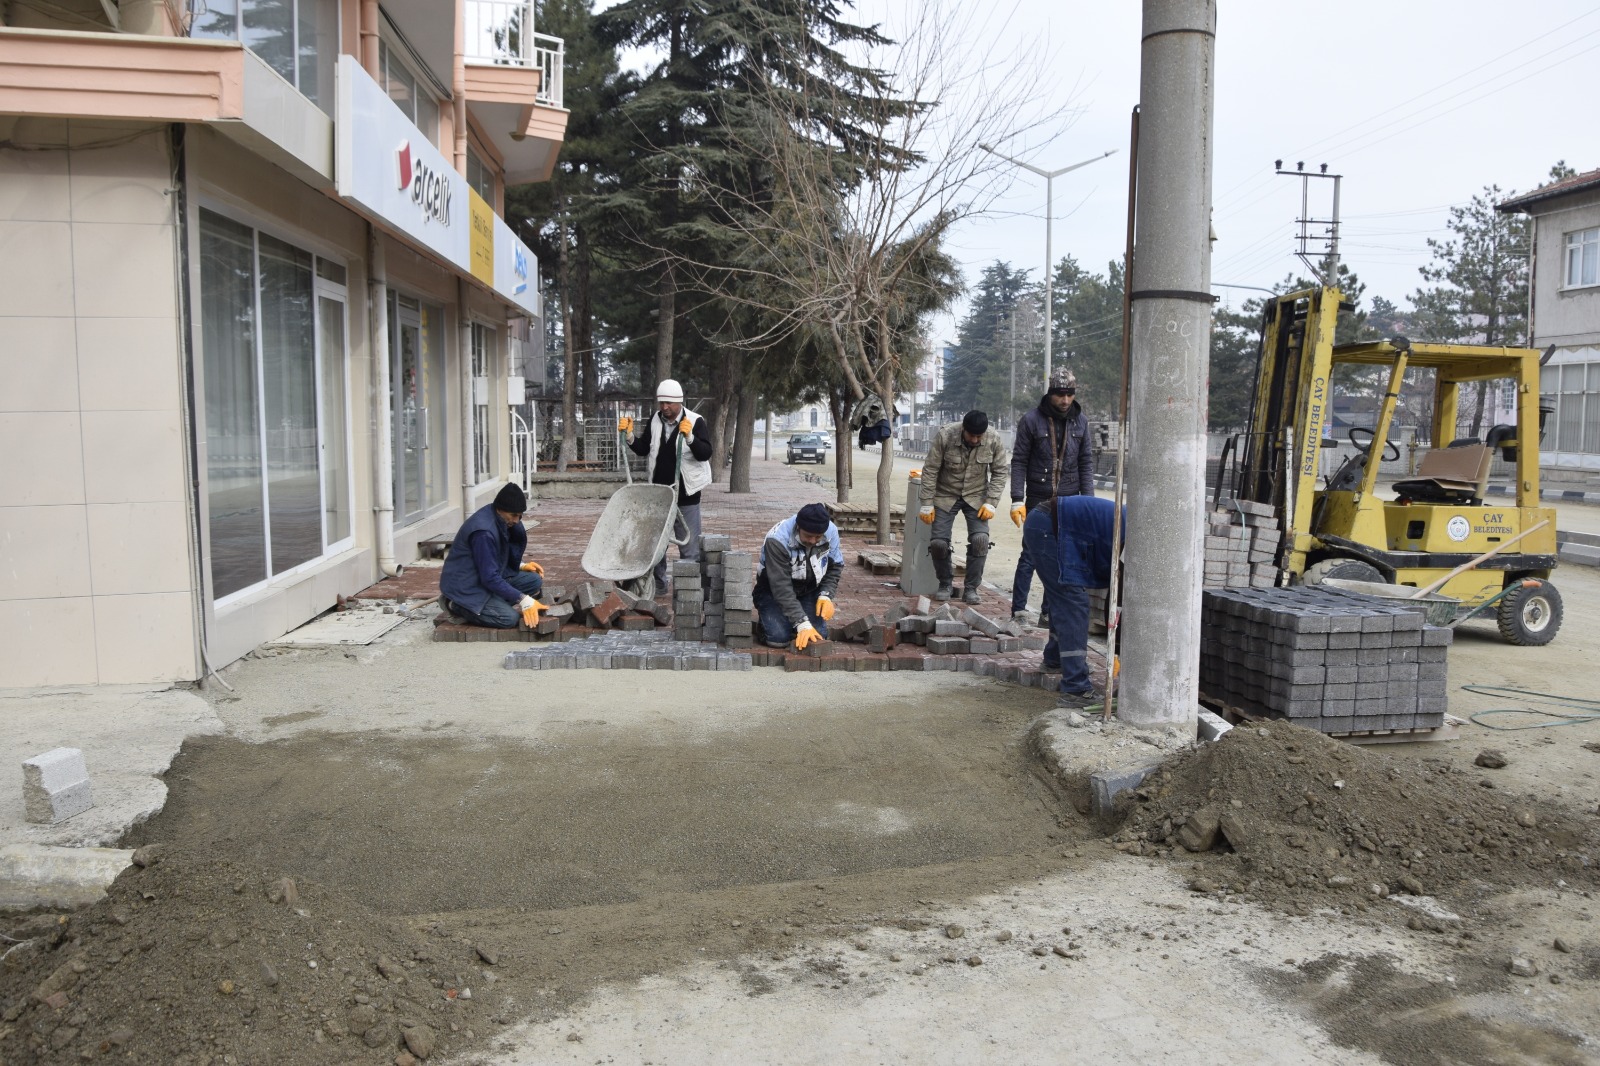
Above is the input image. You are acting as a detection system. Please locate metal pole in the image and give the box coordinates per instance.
[978,145,1116,390]
[1044,172,1053,386]
[1119,0,1215,731]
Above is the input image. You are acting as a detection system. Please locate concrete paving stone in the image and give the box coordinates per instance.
[701,534,733,552]
[997,637,1022,653]
[804,640,836,658]
[913,595,932,614]
[1327,632,1362,650]
[784,655,819,672]
[856,654,886,672]
[881,603,910,625]
[1421,625,1453,646]
[1088,755,1167,816]
[723,621,753,636]
[968,637,999,654]
[933,620,971,637]
[1021,633,1048,651]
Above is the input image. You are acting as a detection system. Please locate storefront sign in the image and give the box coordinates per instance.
[336,56,540,317]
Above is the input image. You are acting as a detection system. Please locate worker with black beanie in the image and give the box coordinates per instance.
[439,482,547,628]
[753,502,844,650]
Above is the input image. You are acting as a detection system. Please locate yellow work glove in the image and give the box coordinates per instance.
[976,504,995,522]
[618,415,634,434]
[909,469,921,479]
[678,416,694,436]
[520,560,543,575]
[793,622,822,651]
[518,595,545,628]
[1010,504,1026,527]
[918,506,936,524]
[814,596,835,622]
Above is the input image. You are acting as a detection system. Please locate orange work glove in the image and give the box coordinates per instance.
[976,504,995,522]
[918,506,936,524]
[678,416,694,436]
[908,469,921,479]
[520,560,544,575]
[618,415,634,434]
[814,596,835,621]
[793,623,822,651]
[1010,504,1026,527]
[518,596,545,628]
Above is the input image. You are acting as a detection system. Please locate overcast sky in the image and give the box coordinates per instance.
[593,0,1596,343]
[901,0,1597,341]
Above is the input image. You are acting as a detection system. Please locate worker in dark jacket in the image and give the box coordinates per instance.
[439,483,545,628]
[1021,494,1121,708]
[753,503,844,650]
[620,378,715,594]
[1008,367,1095,623]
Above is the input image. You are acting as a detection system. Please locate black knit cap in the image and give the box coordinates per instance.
[962,410,989,436]
[494,482,528,514]
[795,502,831,533]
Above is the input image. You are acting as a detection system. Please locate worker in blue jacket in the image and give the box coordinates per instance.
[1021,494,1122,708]
[439,483,546,628]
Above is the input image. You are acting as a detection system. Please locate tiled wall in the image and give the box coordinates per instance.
[0,123,200,686]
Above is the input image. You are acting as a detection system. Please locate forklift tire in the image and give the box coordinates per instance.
[1496,579,1562,646]
[1302,557,1385,586]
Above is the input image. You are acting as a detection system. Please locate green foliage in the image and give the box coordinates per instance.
[1409,186,1528,347]
[1055,258,1125,422]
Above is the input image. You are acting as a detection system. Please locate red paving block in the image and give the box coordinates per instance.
[783,655,819,672]
[887,649,925,671]
[593,591,627,625]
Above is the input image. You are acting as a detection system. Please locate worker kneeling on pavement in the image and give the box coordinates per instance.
[1022,494,1122,709]
[439,482,547,629]
[754,502,844,650]
[918,409,1010,604]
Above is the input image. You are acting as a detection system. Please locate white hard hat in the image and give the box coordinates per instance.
[656,378,685,402]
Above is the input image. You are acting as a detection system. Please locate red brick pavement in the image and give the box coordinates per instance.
[358,454,1108,691]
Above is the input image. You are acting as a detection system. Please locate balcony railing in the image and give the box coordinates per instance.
[464,0,565,109]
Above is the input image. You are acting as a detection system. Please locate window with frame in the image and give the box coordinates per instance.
[467,149,495,206]
[379,37,441,145]
[1567,227,1599,288]
[198,209,353,601]
[190,0,338,114]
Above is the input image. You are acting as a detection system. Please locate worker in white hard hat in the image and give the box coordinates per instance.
[618,379,714,594]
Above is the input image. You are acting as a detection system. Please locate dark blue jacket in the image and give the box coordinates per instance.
[1052,495,1121,588]
[1011,396,1094,502]
[440,504,526,615]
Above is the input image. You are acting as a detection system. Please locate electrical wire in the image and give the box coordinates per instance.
[1460,684,1600,731]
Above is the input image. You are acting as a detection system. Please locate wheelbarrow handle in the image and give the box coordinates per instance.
[1410,519,1550,599]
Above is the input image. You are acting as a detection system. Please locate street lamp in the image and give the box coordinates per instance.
[980,144,1117,387]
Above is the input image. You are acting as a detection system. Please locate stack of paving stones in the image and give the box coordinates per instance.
[671,534,756,648]
[1204,497,1282,589]
[433,580,668,642]
[1199,585,1451,735]
[504,630,752,671]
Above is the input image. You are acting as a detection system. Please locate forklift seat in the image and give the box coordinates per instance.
[1392,442,1494,504]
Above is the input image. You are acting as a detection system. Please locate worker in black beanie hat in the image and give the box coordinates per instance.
[753,503,844,650]
[439,481,547,629]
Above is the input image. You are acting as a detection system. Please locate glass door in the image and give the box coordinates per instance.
[316,289,351,547]
[392,295,425,520]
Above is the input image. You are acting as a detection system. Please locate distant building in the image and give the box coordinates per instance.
[1500,169,1600,471]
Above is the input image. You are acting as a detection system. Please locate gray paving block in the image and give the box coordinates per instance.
[1089,755,1167,816]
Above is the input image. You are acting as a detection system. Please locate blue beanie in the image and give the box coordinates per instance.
[796,503,830,533]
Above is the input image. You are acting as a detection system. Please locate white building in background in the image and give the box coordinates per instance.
[1500,169,1600,472]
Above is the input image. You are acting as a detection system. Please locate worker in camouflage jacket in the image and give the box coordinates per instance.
[917,410,1009,604]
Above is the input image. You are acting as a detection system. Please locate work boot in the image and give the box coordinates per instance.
[1011,610,1032,627]
[935,583,954,601]
[961,585,981,605]
[1055,689,1099,711]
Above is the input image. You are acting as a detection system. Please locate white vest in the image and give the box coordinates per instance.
[646,407,712,497]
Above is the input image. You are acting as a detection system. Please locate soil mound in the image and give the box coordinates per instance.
[0,851,497,1065]
[1113,720,1599,910]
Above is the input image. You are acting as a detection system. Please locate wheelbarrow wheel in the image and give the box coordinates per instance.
[1496,578,1562,646]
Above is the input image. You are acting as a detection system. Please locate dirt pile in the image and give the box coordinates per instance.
[0,850,505,1066]
[1112,720,1600,910]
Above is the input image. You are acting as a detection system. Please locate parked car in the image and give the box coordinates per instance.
[786,433,828,464]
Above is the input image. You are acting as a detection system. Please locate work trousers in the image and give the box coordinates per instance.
[449,569,544,629]
[652,503,703,592]
[1021,507,1093,695]
[1009,493,1052,613]
[928,499,990,588]
[753,582,830,645]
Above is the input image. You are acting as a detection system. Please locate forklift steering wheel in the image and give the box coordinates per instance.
[1348,427,1400,462]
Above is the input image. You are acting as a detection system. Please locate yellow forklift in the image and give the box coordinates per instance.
[1219,284,1563,645]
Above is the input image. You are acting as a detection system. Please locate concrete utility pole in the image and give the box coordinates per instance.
[1119,0,1215,730]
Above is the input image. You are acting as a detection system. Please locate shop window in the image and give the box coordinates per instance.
[191,0,338,115]
[391,294,449,520]
[199,209,352,602]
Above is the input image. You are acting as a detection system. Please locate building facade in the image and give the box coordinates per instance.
[1500,169,1600,472]
[0,0,566,685]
